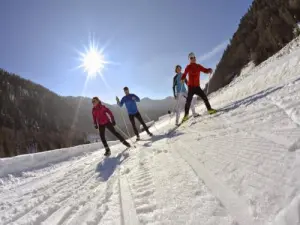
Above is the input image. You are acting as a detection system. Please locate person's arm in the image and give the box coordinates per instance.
[132,94,140,102]
[118,97,124,107]
[104,106,115,122]
[181,65,190,81]
[92,109,98,128]
[172,75,177,98]
[198,64,213,74]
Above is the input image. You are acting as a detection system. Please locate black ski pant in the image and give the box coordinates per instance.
[99,123,128,149]
[184,86,212,116]
[129,112,150,137]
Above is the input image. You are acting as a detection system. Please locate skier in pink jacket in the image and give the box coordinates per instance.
[92,97,130,156]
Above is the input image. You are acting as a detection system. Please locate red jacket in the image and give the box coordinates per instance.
[92,102,114,126]
[181,63,212,87]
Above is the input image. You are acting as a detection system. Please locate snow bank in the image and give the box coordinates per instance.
[0,140,119,177]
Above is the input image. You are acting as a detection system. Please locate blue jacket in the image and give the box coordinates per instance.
[119,94,140,115]
[173,73,187,97]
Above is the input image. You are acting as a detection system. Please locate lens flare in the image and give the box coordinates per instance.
[78,39,109,79]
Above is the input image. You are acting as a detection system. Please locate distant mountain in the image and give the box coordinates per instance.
[0,69,176,157]
[206,0,300,94]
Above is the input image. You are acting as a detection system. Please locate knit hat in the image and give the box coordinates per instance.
[188,52,196,59]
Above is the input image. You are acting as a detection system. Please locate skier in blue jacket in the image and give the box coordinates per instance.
[116,87,153,141]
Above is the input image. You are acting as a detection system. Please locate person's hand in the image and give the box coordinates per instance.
[111,121,116,126]
[132,96,136,101]
[116,96,120,103]
[208,68,213,74]
[94,125,98,129]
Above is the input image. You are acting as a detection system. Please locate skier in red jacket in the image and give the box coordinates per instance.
[92,97,130,156]
[181,52,217,123]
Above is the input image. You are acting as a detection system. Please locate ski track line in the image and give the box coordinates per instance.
[39,172,104,225]
[119,144,159,225]
[119,174,140,225]
[0,151,103,202]
[59,175,114,225]
[2,153,101,203]
[58,151,130,225]
[4,168,98,225]
[2,154,105,225]
[172,140,258,225]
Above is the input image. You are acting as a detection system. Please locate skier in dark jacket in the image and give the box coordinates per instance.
[92,97,130,156]
[116,87,153,141]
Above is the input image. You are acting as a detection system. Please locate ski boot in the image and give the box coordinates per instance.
[104,147,111,157]
[208,109,217,115]
[193,113,200,118]
[181,115,189,123]
[122,141,131,148]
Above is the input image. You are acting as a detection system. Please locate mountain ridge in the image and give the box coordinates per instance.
[0,69,175,157]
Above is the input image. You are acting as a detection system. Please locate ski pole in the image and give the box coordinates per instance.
[144,113,159,133]
[118,108,136,146]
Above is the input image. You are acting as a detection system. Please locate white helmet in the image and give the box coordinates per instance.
[188,52,196,59]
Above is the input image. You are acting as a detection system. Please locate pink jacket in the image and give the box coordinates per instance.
[92,102,114,126]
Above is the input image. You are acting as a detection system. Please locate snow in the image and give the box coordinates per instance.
[2,37,300,225]
[0,140,119,177]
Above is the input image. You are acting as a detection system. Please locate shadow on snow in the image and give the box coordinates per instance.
[95,149,129,181]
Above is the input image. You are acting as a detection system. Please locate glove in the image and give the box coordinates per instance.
[111,121,116,126]
[208,68,213,74]
[94,125,98,129]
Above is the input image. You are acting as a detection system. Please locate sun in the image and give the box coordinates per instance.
[78,41,108,79]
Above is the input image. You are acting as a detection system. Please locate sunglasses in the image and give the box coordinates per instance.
[92,100,97,103]
[190,57,196,60]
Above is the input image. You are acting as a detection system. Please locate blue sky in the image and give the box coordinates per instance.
[1,0,253,103]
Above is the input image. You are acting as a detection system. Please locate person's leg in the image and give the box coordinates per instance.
[135,112,152,135]
[194,87,212,110]
[175,97,181,125]
[106,123,131,147]
[184,87,196,117]
[175,93,185,124]
[99,125,109,150]
[129,114,139,137]
[189,93,198,116]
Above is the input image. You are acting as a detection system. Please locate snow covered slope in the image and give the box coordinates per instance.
[2,37,300,225]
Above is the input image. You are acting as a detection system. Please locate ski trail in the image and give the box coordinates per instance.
[0,151,101,202]
[3,155,104,225]
[126,147,159,224]
[51,151,129,225]
[172,140,258,225]
[119,175,139,225]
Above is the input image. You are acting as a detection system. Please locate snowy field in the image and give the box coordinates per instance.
[2,37,300,225]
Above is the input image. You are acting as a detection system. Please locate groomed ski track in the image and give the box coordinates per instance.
[2,37,300,225]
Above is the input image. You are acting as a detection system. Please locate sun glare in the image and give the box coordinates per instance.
[78,40,108,79]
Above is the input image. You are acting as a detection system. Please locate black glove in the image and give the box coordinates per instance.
[94,125,98,129]
[111,121,116,126]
